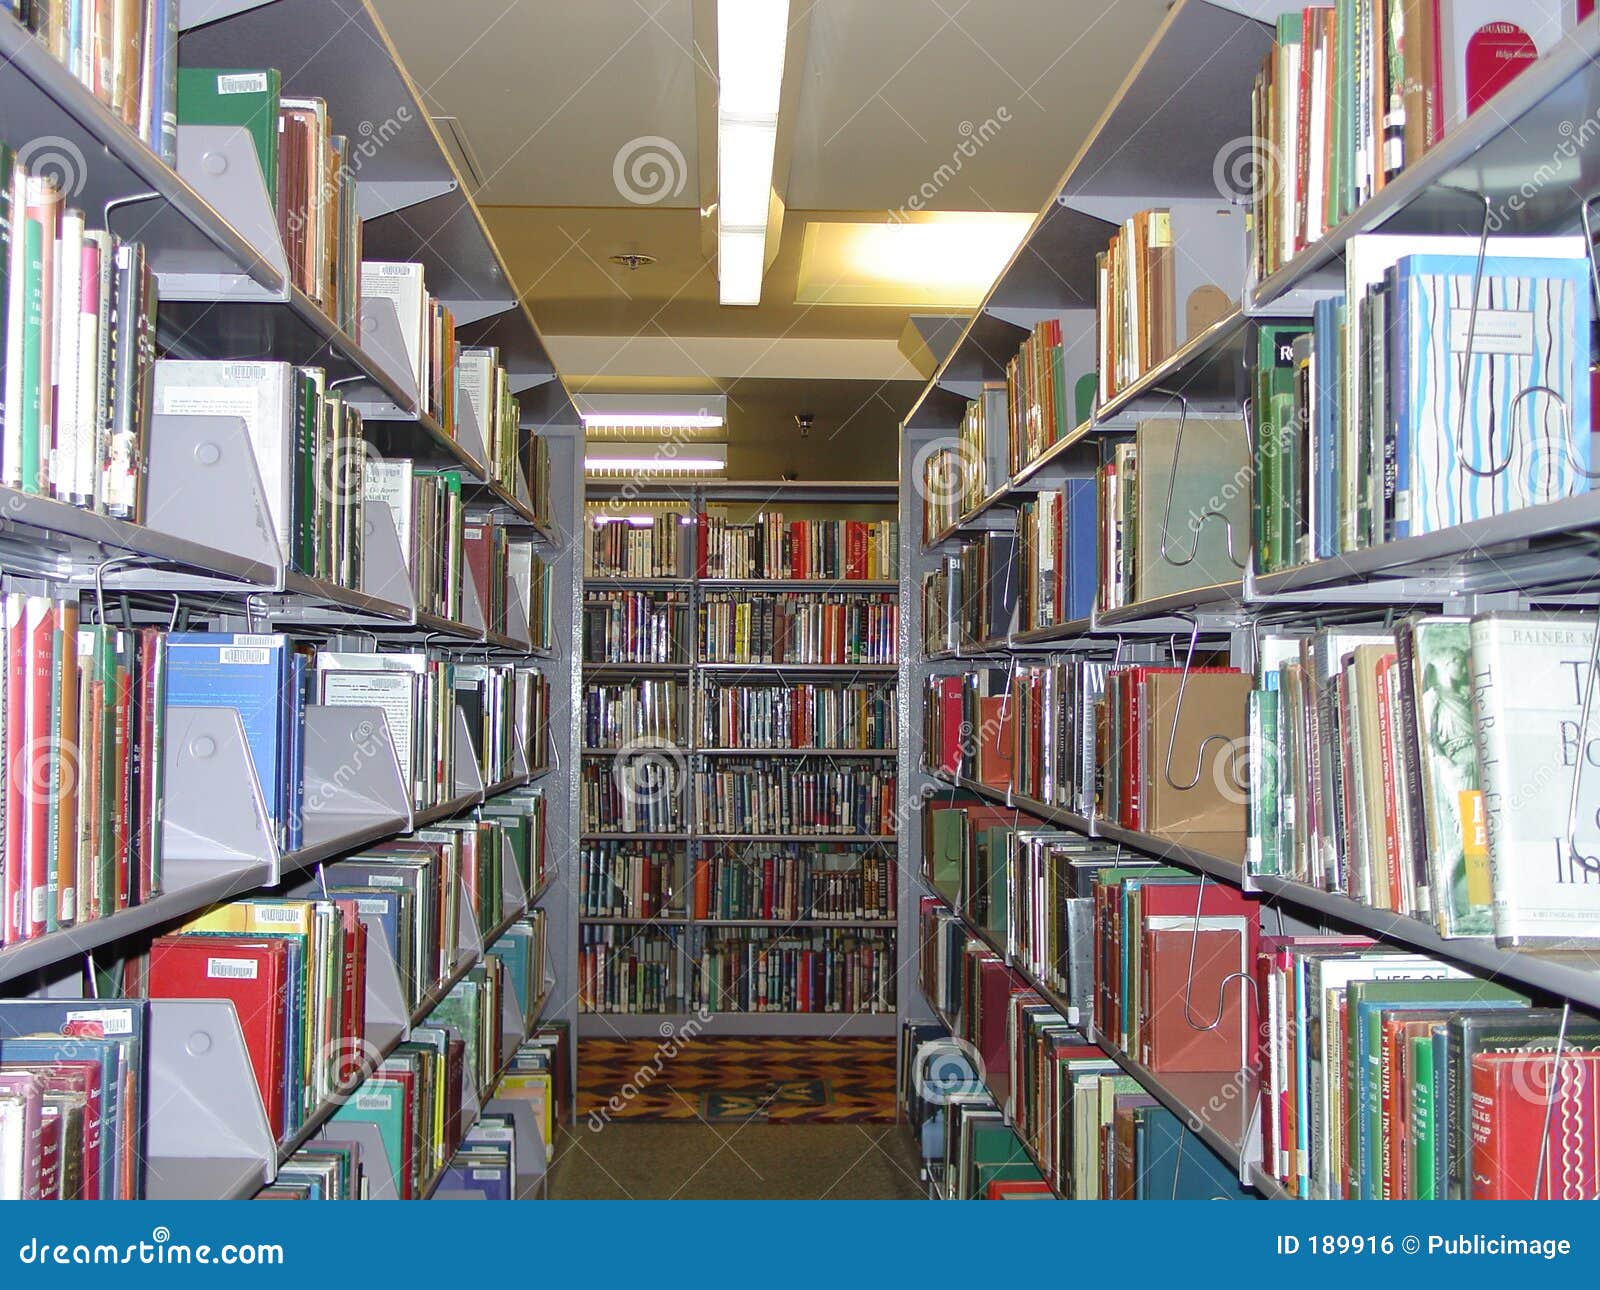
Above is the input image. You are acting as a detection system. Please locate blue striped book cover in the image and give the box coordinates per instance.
[1393,254,1591,538]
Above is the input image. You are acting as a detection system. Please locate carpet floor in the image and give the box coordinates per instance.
[576,1035,899,1124]
[548,1122,926,1199]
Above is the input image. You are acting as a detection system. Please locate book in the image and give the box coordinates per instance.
[175,68,282,200]
[1469,612,1600,945]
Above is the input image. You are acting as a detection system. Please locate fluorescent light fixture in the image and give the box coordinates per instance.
[718,1,789,115]
[581,413,724,429]
[717,228,767,307]
[575,393,728,428]
[717,119,778,228]
[584,442,729,474]
[795,214,1033,307]
[716,0,789,307]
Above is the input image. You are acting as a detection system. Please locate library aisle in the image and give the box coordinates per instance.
[4,0,1600,1230]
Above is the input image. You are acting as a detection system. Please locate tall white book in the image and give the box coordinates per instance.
[151,360,297,561]
[1469,611,1600,947]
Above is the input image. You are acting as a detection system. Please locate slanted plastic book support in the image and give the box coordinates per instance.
[164,124,289,299]
[145,412,282,570]
[162,705,282,881]
[299,704,413,846]
[143,998,277,1201]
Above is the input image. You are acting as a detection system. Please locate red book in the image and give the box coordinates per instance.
[328,898,369,1084]
[3,594,26,942]
[35,1104,61,1198]
[1141,922,1248,1073]
[976,695,1014,792]
[845,521,867,580]
[0,1062,102,1199]
[1471,1050,1600,1199]
[461,524,493,613]
[976,954,1023,1094]
[23,596,55,940]
[790,521,804,580]
[695,512,708,578]
[986,1179,1053,1199]
[146,936,292,1140]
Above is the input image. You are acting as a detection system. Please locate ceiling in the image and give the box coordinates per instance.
[373,0,1170,477]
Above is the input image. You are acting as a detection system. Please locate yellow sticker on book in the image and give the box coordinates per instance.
[1459,789,1492,906]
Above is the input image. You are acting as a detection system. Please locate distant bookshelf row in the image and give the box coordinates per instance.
[577,921,897,1018]
[579,758,898,838]
[585,508,898,582]
[577,840,897,924]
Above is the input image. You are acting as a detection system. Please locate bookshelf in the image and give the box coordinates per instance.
[899,0,1600,1201]
[575,481,903,1038]
[0,0,580,1200]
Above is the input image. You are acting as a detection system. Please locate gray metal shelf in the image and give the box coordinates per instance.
[0,857,269,988]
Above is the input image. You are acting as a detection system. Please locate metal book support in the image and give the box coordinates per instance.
[460,559,489,637]
[348,294,421,415]
[480,1093,550,1197]
[299,704,414,847]
[143,998,277,1200]
[500,850,530,925]
[1155,391,1247,573]
[162,705,282,880]
[145,412,282,572]
[316,1119,397,1200]
[287,868,411,1053]
[1562,614,1600,884]
[504,572,532,649]
[453,703,488,800]
[360,499,418,613]
[1442,187,1598,488]
[162,124,288,300]
[1160,616,1242,795]
[456,882,486,966]
[454,392,491,476]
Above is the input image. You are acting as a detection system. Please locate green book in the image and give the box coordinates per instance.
[927,808,965,898]
[329,1076,407,1193]
[1248,686,1279,876]
[19,213,43,494]
[1253,323,1310,573]
[176,67,282,203]
[1073,372,1096,427]
[965,1120,1031,1198]
[1408,1031,1434,1200]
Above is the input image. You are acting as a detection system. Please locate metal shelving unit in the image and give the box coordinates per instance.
[0,0,579,1200]
[897,0,1600,1201]
[575,483,903,1033]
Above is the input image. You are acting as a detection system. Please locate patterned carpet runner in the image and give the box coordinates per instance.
[577,1036,898,1124]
